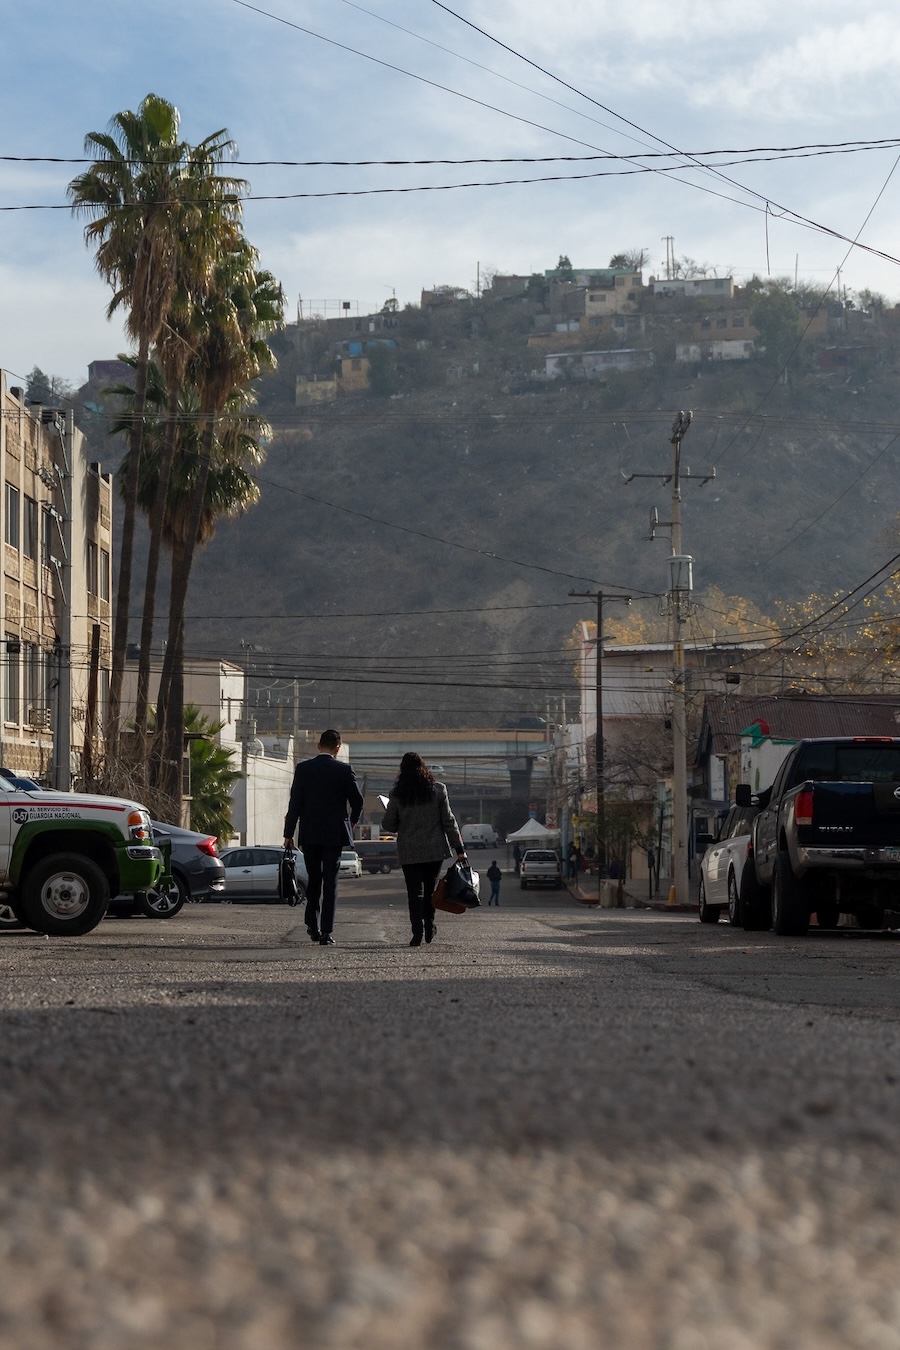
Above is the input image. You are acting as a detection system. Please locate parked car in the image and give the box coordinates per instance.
[218,845,309,902]
[697,800,759,925]
[339,848,363,878]
[520,849,562,889]
[354,840,400,874]
[109,822,225,919]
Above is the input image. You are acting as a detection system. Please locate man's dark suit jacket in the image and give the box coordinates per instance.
[283,753,364,849]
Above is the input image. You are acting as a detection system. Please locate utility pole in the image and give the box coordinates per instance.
[661,236,675,281]
[668,411,692,910]
[569,589,631,870]
[623,411,713,906]
[48,411,73,791]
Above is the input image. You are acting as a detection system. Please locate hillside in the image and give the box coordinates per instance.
[80,292,900,730]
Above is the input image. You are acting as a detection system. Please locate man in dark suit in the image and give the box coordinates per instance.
[283,729,364,946]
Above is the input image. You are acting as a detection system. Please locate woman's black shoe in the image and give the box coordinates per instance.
[409,934,422,947]
[424,924,436,944]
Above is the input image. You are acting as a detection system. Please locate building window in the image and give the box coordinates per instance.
[588,316,604,327]
[5,484,19,549]
[716,318,728,329]
[22,642,39,718]
[100,548,110,602]
[87,540,99,596]
[701,319,711,330]
[42,507,54,565]
[732,317,745,328]
[23,496,37,560]
[589,293,606,303]
[613,316,626,329]
[4,636,20,724]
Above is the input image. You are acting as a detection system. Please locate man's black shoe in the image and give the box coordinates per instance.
[319,934,335,946]
[307,927,321,943]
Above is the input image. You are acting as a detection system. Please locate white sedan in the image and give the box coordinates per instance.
[698,803,758,925]
[339,848,363,878]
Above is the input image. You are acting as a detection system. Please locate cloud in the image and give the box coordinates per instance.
[689,13,900,119]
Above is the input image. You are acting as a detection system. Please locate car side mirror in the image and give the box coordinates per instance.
[696,832,714,853]
[735,783,753,807]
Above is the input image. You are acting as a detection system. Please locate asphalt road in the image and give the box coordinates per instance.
[2,874,900,1349]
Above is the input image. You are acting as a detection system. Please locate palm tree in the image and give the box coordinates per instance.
[68,95,244,755]
[110,365,268,787]
[156,244,283,800]
[183,705,242,840]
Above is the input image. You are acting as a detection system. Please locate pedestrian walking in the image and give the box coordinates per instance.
[513,843,522,875]
[566,841,577,881]
[283,729,364,947]
[381,753,467,947]
[487,860,502,906]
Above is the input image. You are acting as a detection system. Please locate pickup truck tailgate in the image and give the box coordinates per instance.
[807,781,900,848]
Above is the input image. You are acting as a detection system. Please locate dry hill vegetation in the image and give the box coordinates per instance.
[80,284,900,729]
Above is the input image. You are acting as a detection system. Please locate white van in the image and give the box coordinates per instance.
[461,823,500,850]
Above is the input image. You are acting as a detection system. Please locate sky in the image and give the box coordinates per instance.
[3,0,900,386]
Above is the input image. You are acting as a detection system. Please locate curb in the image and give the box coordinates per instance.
[568,884,694,915]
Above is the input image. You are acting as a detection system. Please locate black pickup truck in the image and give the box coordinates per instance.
[738,736,900,935]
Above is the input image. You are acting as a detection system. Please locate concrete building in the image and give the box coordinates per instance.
[545,348,653,379]
[649,276,735,299]
[0,373,113,785]
[676,339,755,363]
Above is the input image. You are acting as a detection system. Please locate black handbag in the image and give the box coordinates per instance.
[443,860,481,909]
[279,847,301,906]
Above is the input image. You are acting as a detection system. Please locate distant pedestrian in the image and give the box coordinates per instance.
[567,841,577,880]
[513,843,522,875]
[283,728,364,947]
[381,753,467,947]
[487,860,502,905]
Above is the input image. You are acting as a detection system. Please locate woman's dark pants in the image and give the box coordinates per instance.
[402,860,442,937]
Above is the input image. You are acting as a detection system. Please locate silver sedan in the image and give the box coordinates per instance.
[218,846,309,902]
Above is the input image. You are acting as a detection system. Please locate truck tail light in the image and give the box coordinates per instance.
[196,837,219,857]
[795,789,814,827]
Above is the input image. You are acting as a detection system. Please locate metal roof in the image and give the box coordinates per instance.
[700,693,900,758]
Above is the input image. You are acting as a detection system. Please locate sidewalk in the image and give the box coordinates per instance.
[566,874,697,914]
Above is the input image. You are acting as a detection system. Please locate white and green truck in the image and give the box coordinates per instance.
[0,769,166,935]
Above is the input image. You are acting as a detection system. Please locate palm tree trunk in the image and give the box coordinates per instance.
[134,377,180,764]
[156,413,216,803]
[107,332,150,755]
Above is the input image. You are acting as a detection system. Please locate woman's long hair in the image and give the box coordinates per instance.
[392,752,436,806]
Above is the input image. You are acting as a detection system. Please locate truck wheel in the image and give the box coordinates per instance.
[740,866,770,931]
[137,874,187,919]
[698,876,719,923]
[20,853,110,936]
[727,870,741,925]
[379,863,392,874]
[772,850,810,936]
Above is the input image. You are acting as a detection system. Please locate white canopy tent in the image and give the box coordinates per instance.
[505,820,561,844]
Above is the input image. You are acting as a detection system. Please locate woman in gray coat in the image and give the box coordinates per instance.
[381,753,467,946]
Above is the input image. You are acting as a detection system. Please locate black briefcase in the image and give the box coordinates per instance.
[279,847,301,906]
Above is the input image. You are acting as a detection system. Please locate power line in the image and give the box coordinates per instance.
[8,139,900,166]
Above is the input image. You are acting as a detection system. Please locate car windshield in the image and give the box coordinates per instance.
[0,767,41,790]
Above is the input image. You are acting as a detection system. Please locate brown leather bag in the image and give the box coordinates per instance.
[431,873,467,914]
